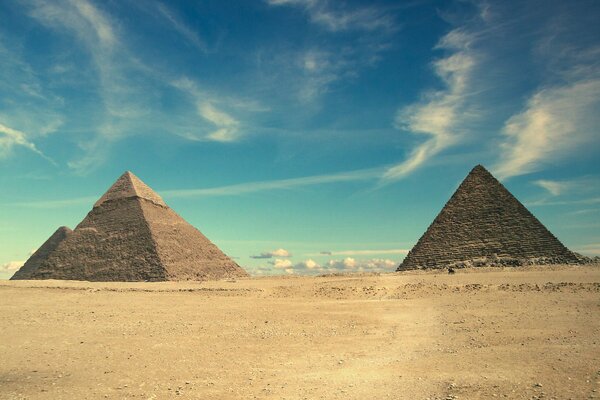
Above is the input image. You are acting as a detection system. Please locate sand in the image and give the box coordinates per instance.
[1,265,599,399]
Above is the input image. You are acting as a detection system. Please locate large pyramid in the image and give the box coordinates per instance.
[398,165,579,270]
[12,171,248,281]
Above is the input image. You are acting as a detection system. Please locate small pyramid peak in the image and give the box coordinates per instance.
[94,171,167,208]
[470,164,490,174]
[463,165,498,183]
[117,170,137,182]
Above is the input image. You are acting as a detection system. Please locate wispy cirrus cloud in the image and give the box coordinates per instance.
[525,197,600,208]
[383,28,479,181]
[490,5,600,180]
[266,0,395,33]
[12,1,268,171]
[161,166,382,198]
[533,176,600,197]
[264,0,396,104]
[383,2,600,182]
[0,123,55,164]
[155,3,208,52]
[494,74,600,179]
[23,0,151,173]
[533,179,569,196]
[296,49,347,103]
[526,175,600,209]
[4,196,97,209]
[0,31,64,164]
[3,167,383,208]
[170,77,266,142]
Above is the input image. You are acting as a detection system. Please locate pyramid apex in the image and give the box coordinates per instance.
[119,170,137,180]
[94,171,167,208]
[464,165,498,183]
[470,164,490,173]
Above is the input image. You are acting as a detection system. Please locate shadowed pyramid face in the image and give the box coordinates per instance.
[398,165,579,270]
[13,171,248,282]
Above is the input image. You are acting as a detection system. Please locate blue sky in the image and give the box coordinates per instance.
[1,0,599,278]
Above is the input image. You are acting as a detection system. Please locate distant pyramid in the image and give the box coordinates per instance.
[10,226,72,280]
[12,171,248,281]
[398,165,579,270]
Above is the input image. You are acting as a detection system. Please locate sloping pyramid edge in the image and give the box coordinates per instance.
[398,165,580,270]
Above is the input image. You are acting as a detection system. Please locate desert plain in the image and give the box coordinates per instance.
[1,265,599,400]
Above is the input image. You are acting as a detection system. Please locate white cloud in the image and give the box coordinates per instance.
[0,123,54,163]
[324,257,397,273]
[1,261,24,274]
[383,29,478,181]
[251,248,292,259]
[533,179,568,196]
[299,259,320,269]
[494,78,600,179]
[269,258,293,269]
[268,258,323,275]
[271,248,292,257]
[329,257,356,269]
[276,257,398,275]
[198,102,240,142]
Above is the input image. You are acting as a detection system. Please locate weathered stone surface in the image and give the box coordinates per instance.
[10,226,72,280]
[13,171,248,281]
[398,165,580,271]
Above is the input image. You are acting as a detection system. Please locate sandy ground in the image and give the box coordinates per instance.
[1,265,599,400]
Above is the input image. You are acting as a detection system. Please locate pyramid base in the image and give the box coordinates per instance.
[398,255,584,271]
